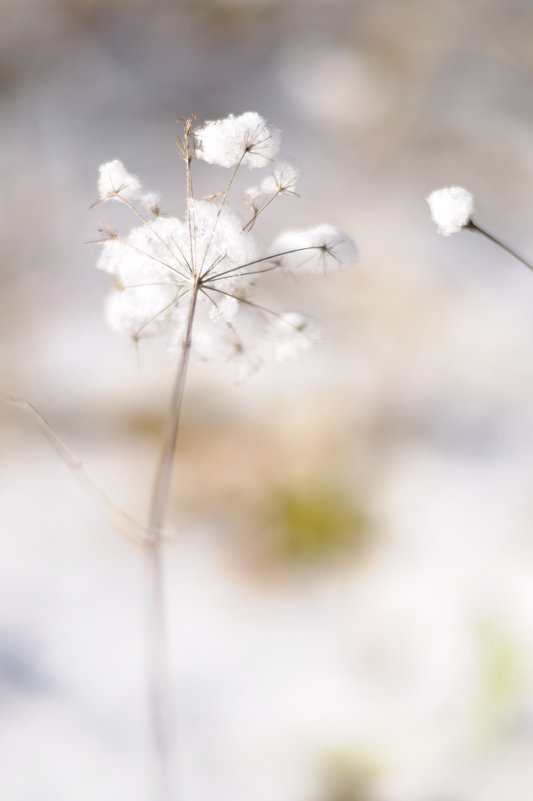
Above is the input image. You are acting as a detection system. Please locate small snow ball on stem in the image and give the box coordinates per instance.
[427,185,533,274]
[426,186,474,236]
[97,160,143,202]
[194,112,281,169]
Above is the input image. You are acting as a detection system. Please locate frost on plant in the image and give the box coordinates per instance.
[194,111,281,168]
[92,113,357,378]
[427,185,533,275]
[426,186,474,236]
[98,160,142,203]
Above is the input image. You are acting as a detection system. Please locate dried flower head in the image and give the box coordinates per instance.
[194,111,281,169]
[98,160,142,202]
[427,186,474,236]
[92,113,357,378]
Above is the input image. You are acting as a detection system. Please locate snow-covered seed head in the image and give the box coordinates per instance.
[260,164,299,196]
[97,160,142,202]
[426,186,474,236]
[141,191,161,216]
[92,113,356,375]
[194,112,281,169]
[272,225,358,274]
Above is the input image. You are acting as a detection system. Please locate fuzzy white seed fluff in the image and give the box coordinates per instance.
[141,191,161,215]
[93,113,357,372]
[260,164,299,196]
[272,225,358,274]
[270,313,322,363]
[195,112,281,169]
[98,160,142,202]
[427,186,474,236]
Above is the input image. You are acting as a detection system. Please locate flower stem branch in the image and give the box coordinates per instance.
[145,281,200,801]
[468,220,533,273]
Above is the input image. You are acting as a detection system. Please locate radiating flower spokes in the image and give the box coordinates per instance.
[92,113,357,375]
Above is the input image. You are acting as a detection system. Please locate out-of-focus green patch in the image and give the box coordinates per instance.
[257,481,371,566]
[475,619,519,740]
[319,749,381,801]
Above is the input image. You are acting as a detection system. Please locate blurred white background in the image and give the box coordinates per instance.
[3,1,533,799]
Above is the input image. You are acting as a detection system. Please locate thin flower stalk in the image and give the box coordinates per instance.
[144,282,199,801]
[466,221,533,274]
[427,186,533,274]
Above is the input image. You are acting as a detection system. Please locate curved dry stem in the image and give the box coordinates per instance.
[7,398,149,545]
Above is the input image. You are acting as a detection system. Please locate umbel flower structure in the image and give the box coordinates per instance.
[91,112,357,801]
[93,112,357,378]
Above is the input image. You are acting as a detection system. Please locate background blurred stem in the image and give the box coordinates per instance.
[145,281,200,801]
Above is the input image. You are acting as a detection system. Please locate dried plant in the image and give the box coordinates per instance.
[91,112,357,801]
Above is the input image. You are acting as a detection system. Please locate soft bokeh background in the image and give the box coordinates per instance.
[3,0,533,799]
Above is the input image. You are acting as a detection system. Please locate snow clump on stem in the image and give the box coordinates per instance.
[426,186,474,236]
[194,112,281,169]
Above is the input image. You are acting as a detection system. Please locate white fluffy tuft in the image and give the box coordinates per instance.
[272,225,358,274]
[269,312,322,363]
[97,160,142,202]
[427,186,474,236]
[194,112,281,169]
[260,164,299,196]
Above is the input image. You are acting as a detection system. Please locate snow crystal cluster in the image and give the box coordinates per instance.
[93,112,357,377]
[426,186,474,236]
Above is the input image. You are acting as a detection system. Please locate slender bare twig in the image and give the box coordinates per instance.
[114,237,190,281]
[117,195,191,275]
[243,190,280,232]
[198,154,245,278]
[203,245,322,283]
[132,288,189,341]
[7,398,149,545]
[467,220,533,273]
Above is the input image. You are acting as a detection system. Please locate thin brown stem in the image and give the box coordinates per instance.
[184,119,198,275]
[467,220,533,274]
[207,285,285,320]
[132,289,188,340]
[199,155,245,277]
[115,237,190,281]
[203,245,322,283]
[242,190,280,232]
[118,195,191,275]
[144,281,200,801]
[207,264,281,282]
